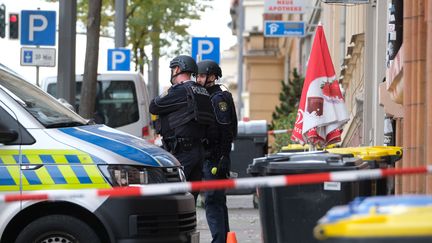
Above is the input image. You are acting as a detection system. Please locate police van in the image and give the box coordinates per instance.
[0,65,198,242]
[41,73,154,140]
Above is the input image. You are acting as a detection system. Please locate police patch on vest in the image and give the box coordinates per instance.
[218,101,228,111]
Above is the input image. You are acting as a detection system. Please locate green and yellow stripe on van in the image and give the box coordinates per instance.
[0,150,110,192]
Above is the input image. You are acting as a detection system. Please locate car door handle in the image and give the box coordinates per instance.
[21,164,43,170]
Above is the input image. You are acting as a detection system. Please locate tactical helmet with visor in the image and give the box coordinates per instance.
[197,60,222,87]
[169,55,198,74]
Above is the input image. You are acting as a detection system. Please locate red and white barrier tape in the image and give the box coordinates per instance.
[268,129,292,135]
[1,165,431,203]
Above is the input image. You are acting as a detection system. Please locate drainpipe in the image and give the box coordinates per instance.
[236,0,244,119]
[363,2,375,146]
[284,44,290,84]
[340,6,346,67]
[372,0,386,145]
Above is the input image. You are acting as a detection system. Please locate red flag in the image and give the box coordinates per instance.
[291,25,349,146]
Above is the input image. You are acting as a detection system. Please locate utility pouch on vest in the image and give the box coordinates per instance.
[177,137,194,151]
[167,106,194,129]
[162,136,178,153]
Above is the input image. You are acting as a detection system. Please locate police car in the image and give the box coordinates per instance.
[0,64,199,243]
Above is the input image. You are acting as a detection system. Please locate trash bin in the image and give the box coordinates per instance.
[327,146,403,195]
[281,144,310,152]
[281,144,338,153]
[248,152,371,243]
[314,195,432,242]
[229,120,268,195]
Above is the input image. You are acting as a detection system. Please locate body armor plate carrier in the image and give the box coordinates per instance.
[168,83,214,129]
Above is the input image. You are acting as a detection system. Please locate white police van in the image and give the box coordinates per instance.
[0,64,198,242]
[41,73,154,140]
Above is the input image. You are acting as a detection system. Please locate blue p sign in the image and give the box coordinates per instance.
[192,37,220,64]
[21,10,56,46]
[107,49,131,71]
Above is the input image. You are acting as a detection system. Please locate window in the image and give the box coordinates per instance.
[48,80,139,128]
[0,71,86,128]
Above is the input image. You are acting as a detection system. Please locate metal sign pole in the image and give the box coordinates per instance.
[36,66,39,87]
[36,45,39,87]
[58,0,76,106]
[114,0,126,48]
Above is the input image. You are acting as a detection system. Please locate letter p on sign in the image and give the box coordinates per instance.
[21,10,56,46]
[107,49,131,71]
[191,37,220,64]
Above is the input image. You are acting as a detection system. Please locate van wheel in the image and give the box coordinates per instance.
[16,215,100,243]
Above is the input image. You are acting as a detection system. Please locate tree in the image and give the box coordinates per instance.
[272,68,304,123]
[126,0,210,98]
[271,68,304,152]
[48,0,209,116]
[79,0,102,119]
[76,0,113,36]
[272,112,298,152]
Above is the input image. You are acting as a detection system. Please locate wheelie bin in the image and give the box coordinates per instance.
[247,152,371,243]
[281,144,337,153]
[327,146,403,195]
[229,120,268,194]
[281,144,310,152]
[314,195,432,242]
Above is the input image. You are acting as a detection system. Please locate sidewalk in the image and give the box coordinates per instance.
[197,194,261,242]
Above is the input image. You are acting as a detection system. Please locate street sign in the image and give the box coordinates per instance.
[264,0,305,14]
[21,10,56,46]
[191,37,220,64]
[264,21,305,37]
[20,47,56,67]
[107,48,131,71]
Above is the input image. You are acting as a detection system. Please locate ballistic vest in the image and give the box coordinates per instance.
[168,82,214,129]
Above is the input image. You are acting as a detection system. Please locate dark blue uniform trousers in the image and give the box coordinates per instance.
[203,159,230,243]
[175,145,204,203]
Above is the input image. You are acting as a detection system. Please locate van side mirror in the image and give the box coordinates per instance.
[0,128,18,144]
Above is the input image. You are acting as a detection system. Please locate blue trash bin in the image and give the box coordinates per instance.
[315,195,432,243]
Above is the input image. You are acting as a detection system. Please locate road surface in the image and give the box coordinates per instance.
[197,194,261,242]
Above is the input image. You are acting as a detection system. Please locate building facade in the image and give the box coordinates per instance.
[230,0,432,193]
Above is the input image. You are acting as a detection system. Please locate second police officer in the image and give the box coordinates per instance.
[196,60,238,243]
[149,55,214,202]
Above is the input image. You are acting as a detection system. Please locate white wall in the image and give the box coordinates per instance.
[244,0,264,32]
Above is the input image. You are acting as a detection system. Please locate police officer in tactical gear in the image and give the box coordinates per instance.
[149,55,214,203]
[196,60,238,243]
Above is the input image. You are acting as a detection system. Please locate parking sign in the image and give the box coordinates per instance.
[20,47,56,67]
[107,49,131,71]
[264,21,305,37]
[21,10,56,46]
[192,37,220,64]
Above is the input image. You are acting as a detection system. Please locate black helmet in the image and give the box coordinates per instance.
[197,60,222,78]
[169,55,198,74]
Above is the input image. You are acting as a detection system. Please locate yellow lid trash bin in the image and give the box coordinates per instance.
[315,195,432,243]
[327,146,403,195]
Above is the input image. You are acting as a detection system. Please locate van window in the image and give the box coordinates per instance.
[47,80,139,128]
